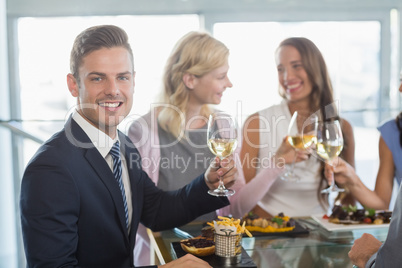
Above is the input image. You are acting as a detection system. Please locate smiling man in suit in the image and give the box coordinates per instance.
[20,25,236,268]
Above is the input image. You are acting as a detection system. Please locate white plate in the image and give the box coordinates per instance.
[311,214,390,232]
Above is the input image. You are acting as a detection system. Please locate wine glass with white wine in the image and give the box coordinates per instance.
[281,111,318,182]
[317,120,345,193]
[207,112,238,197]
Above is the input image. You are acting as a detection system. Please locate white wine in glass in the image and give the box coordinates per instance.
[287,134,317,149]
[281,111,318,181]
[317,120,345,193]
[316,143,343,161]
[207,138,238,159]
[207,112,238,197]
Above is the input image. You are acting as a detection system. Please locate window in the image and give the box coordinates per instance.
[214,21,384,193]
[17,15,200,162]
[214,21,381,123]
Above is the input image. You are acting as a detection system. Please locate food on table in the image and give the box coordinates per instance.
[327,205,392,225]
[180,237,215,256]
[181,216,253,257]
[242,212,296,233]
[201,225,214,239]
[207,216,253,237]
[207,216,248,257]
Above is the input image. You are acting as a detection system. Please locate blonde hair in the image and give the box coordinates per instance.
[158,31,229,139]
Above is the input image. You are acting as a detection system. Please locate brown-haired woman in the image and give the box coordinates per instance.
[241,37,356,218]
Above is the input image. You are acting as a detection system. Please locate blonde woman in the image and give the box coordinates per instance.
[128,31,298,266]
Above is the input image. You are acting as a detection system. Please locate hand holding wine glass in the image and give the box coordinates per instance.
[317,120,345,193]
[280,111,318,182]
[207,112,238,197]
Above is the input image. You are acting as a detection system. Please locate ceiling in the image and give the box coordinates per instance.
[6,0,402,17]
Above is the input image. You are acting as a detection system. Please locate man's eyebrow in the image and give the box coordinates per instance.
[87,71,133,76]
[87,72,106,76]
[117,71,133,76]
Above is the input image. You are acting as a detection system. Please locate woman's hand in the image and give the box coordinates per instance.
[325,157,358,186]
[273,136,309,166]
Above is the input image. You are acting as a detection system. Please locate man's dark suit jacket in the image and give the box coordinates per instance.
[20,117,229,268]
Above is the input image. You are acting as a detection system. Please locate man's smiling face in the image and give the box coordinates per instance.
[68,46,135,138]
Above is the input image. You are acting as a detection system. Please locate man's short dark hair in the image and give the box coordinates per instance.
[70,25,134,81]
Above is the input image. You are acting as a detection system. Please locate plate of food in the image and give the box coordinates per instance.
[171,241,257,268]
[172,216,257,268]
[241,212,309,237]
[312,205,392,232]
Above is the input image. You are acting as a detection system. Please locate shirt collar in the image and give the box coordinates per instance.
[72,111,119,158]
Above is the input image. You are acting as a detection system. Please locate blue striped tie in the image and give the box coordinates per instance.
[110,141,129,229]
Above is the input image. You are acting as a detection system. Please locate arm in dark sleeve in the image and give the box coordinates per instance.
[140,172,229,231]
[368,183,402,267]
[20,159,80,268]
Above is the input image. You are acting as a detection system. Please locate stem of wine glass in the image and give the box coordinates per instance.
[216,175,226,191]
[288,149,298,175]
[327,158,334,189]
[328,169,335,190]
[216,156,225,190]
[280,149,300,182]
[208,155,235,197]
[321,159,345,194]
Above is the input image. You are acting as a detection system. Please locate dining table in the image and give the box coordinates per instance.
[147,216,390,268]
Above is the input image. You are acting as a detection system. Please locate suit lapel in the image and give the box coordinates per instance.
[66,118,130,238]
[85,149,129,237]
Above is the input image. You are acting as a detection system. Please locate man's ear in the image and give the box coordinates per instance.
[67,74,79,97]
[182,72,196,90]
